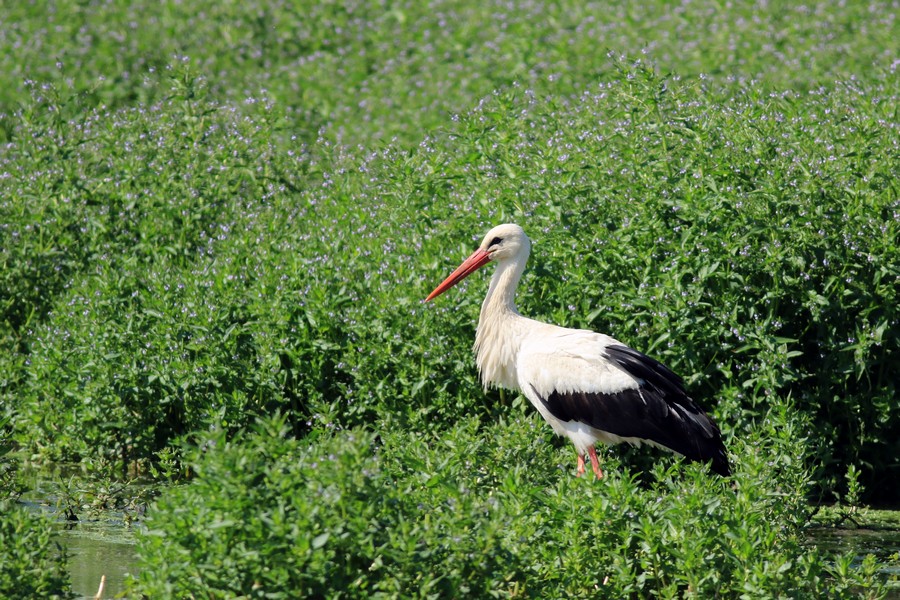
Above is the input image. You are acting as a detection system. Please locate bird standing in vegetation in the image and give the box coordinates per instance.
[426,224,730,478]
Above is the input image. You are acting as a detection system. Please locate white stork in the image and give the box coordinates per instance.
[425,224,730,478]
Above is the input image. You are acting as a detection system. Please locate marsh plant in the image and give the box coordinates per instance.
[6,60,896,500]
[0,0,897,596]
[129,411,885,598]
[0,419,73,598]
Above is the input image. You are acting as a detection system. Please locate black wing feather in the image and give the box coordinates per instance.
[532,344,730,476]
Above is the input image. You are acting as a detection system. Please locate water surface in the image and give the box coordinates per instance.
[59,520,138,600]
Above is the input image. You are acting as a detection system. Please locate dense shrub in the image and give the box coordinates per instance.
[130,410,885,598]
[1,0,897,505]
[0,501,73,599]
[0,418,72,598]
[1,1,894,147]
[3,82,302,464]
[416,69,899,500]
[4,60,897,502]
[0,2,896,595]
[0,414,15,497]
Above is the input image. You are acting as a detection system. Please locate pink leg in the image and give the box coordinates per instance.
[587,447,603,479]
[576,453,586,477]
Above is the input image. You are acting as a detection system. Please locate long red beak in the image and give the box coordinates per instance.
[425,248,491,301]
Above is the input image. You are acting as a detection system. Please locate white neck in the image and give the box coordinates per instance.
[474,255,529,391]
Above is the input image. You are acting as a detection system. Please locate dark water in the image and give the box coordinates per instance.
[805,525,900,598]
[806,526,900,564]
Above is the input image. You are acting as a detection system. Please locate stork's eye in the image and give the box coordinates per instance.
[488,236,502,248]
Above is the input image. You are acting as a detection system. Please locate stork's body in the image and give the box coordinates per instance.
[426,224,730,478]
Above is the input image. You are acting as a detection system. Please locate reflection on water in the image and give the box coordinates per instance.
[17,498,141,600]
[59,522,138,600]
[805,525,900,599]
[17,465,146,598]
[60,530,136,598]
[806,526,900,564]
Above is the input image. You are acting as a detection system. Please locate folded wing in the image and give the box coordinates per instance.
[518,330,730,476]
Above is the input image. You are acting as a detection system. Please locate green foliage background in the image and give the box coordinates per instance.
[0,0,897,596]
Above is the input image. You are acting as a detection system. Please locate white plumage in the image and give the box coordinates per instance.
[426,224,730,478]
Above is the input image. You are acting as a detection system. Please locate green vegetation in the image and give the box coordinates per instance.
[132,411,884,598]
[1,417,73,599]
[1,0,897,596]
[0,501,73,599]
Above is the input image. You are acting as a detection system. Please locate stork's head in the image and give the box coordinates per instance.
[425,223,531,301]
[478,223,530,262]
